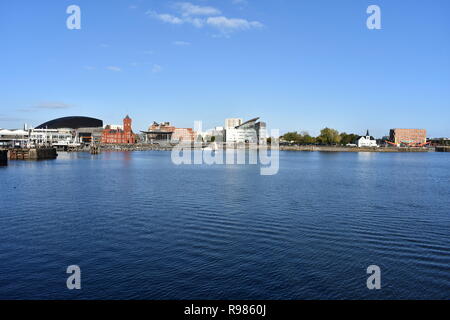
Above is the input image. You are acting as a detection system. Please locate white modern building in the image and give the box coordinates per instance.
[225,117,267,145]
[28,128,77,148]
[0,127,78,148]
[357,130,378,148]
[0,129,29,147]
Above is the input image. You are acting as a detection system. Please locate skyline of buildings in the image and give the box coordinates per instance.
[0,111,440,149]
[2,112,446,141]
[0,113,442,139]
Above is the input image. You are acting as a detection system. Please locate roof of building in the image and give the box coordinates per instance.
[354,130,375,140]
[36,116,103,129]
[0,129,29,135]
[357,135,376,141]
[141,130,173,135]
[104,127,124,133]
[235,117,260,129]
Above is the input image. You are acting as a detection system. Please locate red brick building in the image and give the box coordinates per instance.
[389,129,427,145]
[102,115,136,144]
[172,128,196,142]
[143,121,196,142]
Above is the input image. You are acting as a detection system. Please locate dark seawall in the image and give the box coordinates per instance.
[8,148,58,160]
[0,150,7,166]
[435,146,450,152]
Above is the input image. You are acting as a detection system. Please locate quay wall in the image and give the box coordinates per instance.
[100,143,173,152]
[0,150,7,166]
[8,148,58,160]
[435,146,450,152]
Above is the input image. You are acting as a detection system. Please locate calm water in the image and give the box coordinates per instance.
[0,151,449,300]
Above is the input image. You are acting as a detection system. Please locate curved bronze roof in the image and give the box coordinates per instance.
[36,116,103,129]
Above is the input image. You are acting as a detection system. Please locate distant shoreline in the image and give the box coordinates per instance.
[2,144,436,154]
[90,144,433,153]
[279,146,432,153]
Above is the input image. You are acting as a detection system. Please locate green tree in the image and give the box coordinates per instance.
[282,132,302,144]
[318,128,341,145]
[339,132,359,145]
[299,131,316,145]
[302,134,316,145]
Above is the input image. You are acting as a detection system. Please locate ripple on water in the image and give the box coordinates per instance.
[0,151,449,299]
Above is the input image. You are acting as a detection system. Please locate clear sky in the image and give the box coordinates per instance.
[1,0,449,137]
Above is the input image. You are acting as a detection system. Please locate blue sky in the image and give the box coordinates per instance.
[1,0,449,137]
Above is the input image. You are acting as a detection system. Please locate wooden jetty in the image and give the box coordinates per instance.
[0,150,7,166]
[8,147,58,160]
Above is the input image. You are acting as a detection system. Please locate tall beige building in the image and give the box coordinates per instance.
[225,118,243,130]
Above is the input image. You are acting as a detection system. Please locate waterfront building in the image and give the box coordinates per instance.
[36,116,104,145]
[428,138,450,146]
[172,128,196,142]
[225,118,243,130]
[256,121,267,145]
[0,129,29,147]
[357,130,378,148]
[28,128,74,148]
[143,122,176,143]
[141,122,195,143]
[389,128,427,146]
[210,126,225,142]
[225,117,267,145]
[199,126,225,143]
[1,125,83,149]
[102,115,136,144]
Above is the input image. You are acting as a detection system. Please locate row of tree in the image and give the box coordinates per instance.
[280,128,360,145]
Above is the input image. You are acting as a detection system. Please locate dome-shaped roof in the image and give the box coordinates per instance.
[36,116,103,129]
